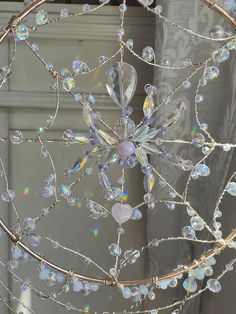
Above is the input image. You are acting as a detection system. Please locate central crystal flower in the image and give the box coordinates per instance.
[116,140,136,157]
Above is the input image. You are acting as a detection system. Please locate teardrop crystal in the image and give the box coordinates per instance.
[143,95,155,118]
[106,62,137,107]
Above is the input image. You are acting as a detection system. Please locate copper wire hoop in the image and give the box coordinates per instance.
[0,0,236,287]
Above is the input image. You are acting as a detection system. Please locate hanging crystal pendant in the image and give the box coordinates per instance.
[143,95,155,118]
[106,62,137,107]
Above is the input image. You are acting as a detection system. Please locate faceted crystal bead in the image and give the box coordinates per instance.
[143,95,155,118]
[195,94,204,103]
[182,226,196,239]
[35,10,49,25]
[143,173,155,192]
[122,287,132,299]
[106,62,137,107]
[73,280,83,292]
[190,267,205,280]
[204,66,219,80]
[83,4,91,12]
[31,43,39,52]
[209,25,224,39]
[60,8,69,18]
[72,60,87,74]
[192,133,205,147]
[15,24,29,41]
[227,40,236,50]
[98,172,111,191]
[2,190,15,202]
[142,46,155,62]
[190,216,204,231]
[126,39,134,50]
[131,208,142,220]
[181,160,193,171]
[10,130,23,144]
[195,164,210,177]
[135,147,148,166]
[207,279,221,293]
[137,0,154,6]
[213,48,230,63]
[119,3,127,12]
[62,77,75,91]
[154,5,163,14]
[108,243,121,256]
[24,217,36,231]
[226,182,236,196]
[183,278,197,293]
[58,185,71,198]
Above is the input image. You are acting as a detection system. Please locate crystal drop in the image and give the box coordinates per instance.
[143,173,155,192]
[183,278,197,293]
[126,39,134,49]
[35,10,48,25]
[111,202,132,224]
[142,46,155,62]
[108,243,121,256]
[106,62,137,107]
[119,3,127,12]
[131,208,142,220]
[135,147,148,166]
[207,279,221,293]
[98,172,111,191]
[60,8,69,18]
[2,190,15,202]
[163,111,181,128]
[10,130,23,144]
[73,280,83,292]
[74,133,89,144]
[190,267,205,280]
[190,216,204,231]
[213,48,230,63]
[15,24,29,41]
[209,25,224,39]
[143,95,155,118]
[98,129,118,145]
[187,207,195,216]
[226,182,236,196]
[182,226,196,239]
[66,157,88,175]
[82,105,94,127]
[62,77,75,92]
[203,265,213,276]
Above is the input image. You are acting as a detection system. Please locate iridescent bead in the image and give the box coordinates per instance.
[183,278,197,293]
[195,164,210,177]
[202,146,211,155]
[31,43,39,52]
[203,265,213,276]
[181,160,193,171]
[58,184,71,198]
[204,66,219,80]
[23,217,36,231]
[62,77,75,92]
[83,4,91,12]
[126,39,134,50]
[190,267,205,280]
[117,27,125,39]
[60,8,69,18]
[213,48,230,63]
[122,287,132,299]
[222,143,231,151]
[139,284,149,295]
[131,208,142,220]
[195,94,204,103]
[190,216,204,231]
[11,246,22,259]
[10,130,23,144]
[207,279,221,293]
[182,80,191,89]
[187,207,195,216]
[39,267,50,280]
[35,10,48,25]
[130,287,142,302]
[2,190,15,202]
[27,234,41,247]
[226,263,234,271]
[119,3,127,12]
[42,185,54,198]
[73,280,83,292]
[226,182,236,196]
[182,226,196,239]
[15,24,29,40]
[142,46,155,62]
[159,279,170,289]
[154,5,163,14]
[108,243,121,256]
[227,40,236,50]
[98,55,108,64]
[56,272,65,283]
[209,25,224,39]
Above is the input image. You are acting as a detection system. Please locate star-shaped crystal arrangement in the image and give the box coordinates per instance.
[1,0,236,313]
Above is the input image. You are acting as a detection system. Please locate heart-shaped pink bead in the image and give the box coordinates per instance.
[111,202,132,225]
